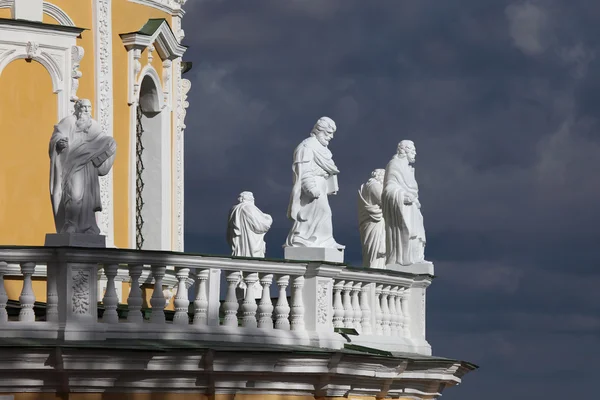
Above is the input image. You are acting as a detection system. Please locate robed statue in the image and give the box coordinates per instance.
[285,117,344,250]
[382,140,426,266]
[358,168,386,268]
[49,99,117,235]
[227,191,273,258]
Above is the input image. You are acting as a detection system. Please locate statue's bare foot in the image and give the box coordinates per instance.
[334,243,346,250]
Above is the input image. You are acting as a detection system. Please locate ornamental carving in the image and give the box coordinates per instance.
[317,281,328,325]
[72,270,91,314]
[25,41,39,60]
[70,45,84,101]
[94,0,115,244]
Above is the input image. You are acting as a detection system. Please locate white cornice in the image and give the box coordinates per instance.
[0,1,75,26]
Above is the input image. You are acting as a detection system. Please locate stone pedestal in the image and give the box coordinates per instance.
[284,246,344,263]
[386,261,434,275]
[45,233,106,248]
[44,233,105,337]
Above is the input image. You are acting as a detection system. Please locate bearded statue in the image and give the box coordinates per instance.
[49,99,117,235]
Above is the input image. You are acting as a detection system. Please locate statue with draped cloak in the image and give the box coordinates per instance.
[382,140,426,266]
[358,168,386,268]
[227,191,273,257]
[49,99,117,235]
[285,117,344,250]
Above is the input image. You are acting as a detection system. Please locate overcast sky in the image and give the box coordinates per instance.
[180,1,599,398]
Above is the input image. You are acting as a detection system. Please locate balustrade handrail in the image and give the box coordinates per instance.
[0,246,432,281]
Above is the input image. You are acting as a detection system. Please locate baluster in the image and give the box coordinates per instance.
[241,272,259,328]
[342,280,354,328]
[375,284,384,335]
[193,269,210,325]
[401,288,411,337]
[257,274,274,329]
[396,287,405,337]
[127,264,144,323]
[388,286,399,336]
[274,275,290,330]
[290,276,305,331]
[0,262,7,323]
[102,264,120,324]
[173,267,190,325]
[19,262,36,322]
[222,271,240,327]
[381,285,391,336]
[332,280,345,328]
[46,262,58,323]
[360,283,372,335]
[149,265,167,324]
[351,282,362,331]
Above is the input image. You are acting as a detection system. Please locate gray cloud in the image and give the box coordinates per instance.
[181,1,600,398]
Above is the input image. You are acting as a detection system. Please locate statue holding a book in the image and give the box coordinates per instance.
[49,99,117,235]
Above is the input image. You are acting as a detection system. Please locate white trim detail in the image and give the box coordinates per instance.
[0,20,81,121]
[70,45,84,105]
[128,0,186,15]
[120,19,186,61]
[93,0,115,247]
[172,65,190,252]
[0,1,75,26]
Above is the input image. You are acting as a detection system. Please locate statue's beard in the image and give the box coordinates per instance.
[76,113,92,132]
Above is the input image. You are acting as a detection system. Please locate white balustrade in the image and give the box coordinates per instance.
[19,262,36,322]
[222,271,240,327]
[359,283,372,334]
[257,274,273,329]
[0,262,7,323]
[389,286,399,336]
[173,267,190,325]
[241,272,259,328]
[351,282,362,331]
[375,284,384,335]
[193,269,209,325]
[274,275,290,330]
[0,247,432,355]
[127,264,144,323]
[342,280,354,328]
[332,280,345,328]
[290,275,305,331]
[102,264,120,324]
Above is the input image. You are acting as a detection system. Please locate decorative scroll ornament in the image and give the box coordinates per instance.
[70,45,84,101]
[25,41,39,60]
[72,270,91,314]
[317,281,328,324]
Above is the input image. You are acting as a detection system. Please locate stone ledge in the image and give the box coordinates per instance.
[284,247,344,263]
[44,233,106,248]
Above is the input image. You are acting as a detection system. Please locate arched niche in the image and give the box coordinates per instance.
[134,72,171,250]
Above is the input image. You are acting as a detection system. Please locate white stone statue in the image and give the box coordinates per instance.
[285,116,344,250]
[227,191,273,258]
[49,99,117,235]
[358,168,386,268]
[382,140,426,266]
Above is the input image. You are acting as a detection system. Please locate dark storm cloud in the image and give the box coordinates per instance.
[180,1,600,398]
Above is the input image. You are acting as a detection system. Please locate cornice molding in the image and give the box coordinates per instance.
[120,19,186,60]
[128,0,186,16]
[0,1,75,26]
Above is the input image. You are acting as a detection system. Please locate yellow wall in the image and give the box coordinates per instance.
[0,1,172,249]
[0,60,58,245]
[0,2,94,246]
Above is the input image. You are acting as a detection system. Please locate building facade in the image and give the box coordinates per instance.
[0,0,190,252]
